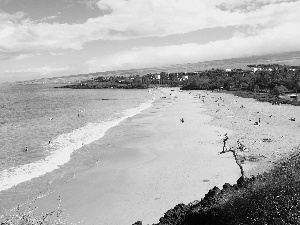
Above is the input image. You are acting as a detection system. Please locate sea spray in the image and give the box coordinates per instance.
[0,97,155,192]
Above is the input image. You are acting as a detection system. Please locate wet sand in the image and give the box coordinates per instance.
[30,88,240,225]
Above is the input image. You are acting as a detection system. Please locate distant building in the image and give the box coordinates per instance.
[182,75,189,80]
[253,67,261,73]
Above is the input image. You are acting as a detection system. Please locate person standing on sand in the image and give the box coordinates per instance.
[222,133,229,152]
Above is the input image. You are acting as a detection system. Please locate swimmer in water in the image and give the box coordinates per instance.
[24,147,28,152]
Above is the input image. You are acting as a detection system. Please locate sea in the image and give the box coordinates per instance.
[0,83,154,212]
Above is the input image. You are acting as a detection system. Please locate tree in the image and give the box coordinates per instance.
[220,135,247,182]
[271,85,288,97]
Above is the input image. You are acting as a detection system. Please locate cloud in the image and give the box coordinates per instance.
[85,21,300,72]
[0,0,14,5]
[0,0,299,59]
[4,66,70,75]
[0,11,26,22]
[15,53,40,60]
[38,15,58,22]
[79,0,99,9]
[49,51,66,56]
[216,0,297,11]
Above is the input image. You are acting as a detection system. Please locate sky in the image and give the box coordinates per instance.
[1,0,300,83]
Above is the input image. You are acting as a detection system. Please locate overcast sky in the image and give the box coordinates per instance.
[1,0,300,83]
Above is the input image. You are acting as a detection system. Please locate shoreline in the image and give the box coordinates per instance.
[24,88,240,225]
[0,88,153,213]
[5,87,300,224]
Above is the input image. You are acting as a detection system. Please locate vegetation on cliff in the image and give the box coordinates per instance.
[132,149,300,225]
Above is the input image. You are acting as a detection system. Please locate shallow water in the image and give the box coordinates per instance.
[0,83,153,211]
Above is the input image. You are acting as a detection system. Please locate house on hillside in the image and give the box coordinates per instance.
[247,64,282,72]
[182,75,189,80]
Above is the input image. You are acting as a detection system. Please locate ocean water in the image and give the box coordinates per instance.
[0,83,154,210]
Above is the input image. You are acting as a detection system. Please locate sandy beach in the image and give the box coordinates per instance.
[28,88,300,225]
[27,88,238,225]
[201,90,300,176]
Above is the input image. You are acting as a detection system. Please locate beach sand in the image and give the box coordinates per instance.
[28,88,239,225]
[201,90,300,176]
[27,88,300,225]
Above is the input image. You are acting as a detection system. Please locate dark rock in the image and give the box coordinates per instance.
[132,221,142,225]
[188,200,201,208]
[203,186,221,201]
[223,183,231,189]
[237,176,247,187]
[158,204,190,225]
[232,184,239,190]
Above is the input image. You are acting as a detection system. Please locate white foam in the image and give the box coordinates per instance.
[0,97,154,192]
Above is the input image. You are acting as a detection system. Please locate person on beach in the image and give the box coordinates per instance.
[180,118,184,123]
[254,118,261,126]
[222,133,229,152]
[24,146,28,152]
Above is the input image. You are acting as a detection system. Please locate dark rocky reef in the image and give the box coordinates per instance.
[55,82,148,89]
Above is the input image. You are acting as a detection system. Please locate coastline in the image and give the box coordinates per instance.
[27,88,240,225]
[0,87,153,213]
[4,87,300,224]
